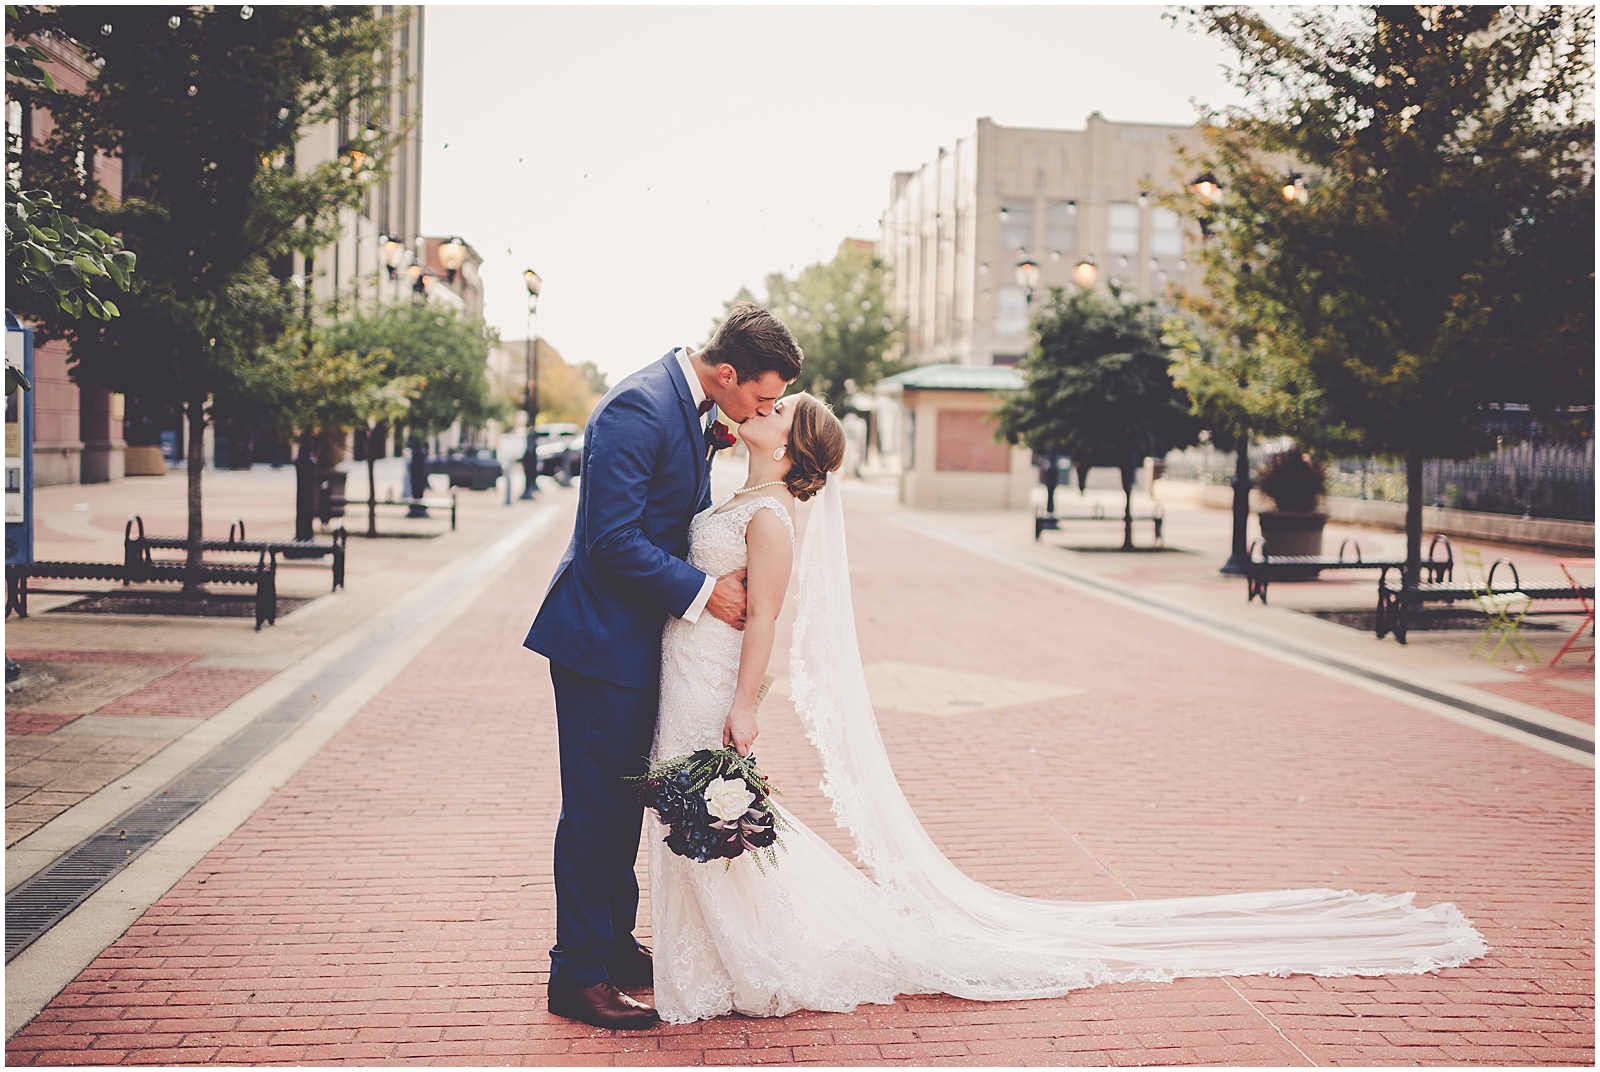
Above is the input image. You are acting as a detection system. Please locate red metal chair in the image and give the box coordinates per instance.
[1550,558,1595,666]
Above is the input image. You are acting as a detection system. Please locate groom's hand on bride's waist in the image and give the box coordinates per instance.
[706,570,748,630]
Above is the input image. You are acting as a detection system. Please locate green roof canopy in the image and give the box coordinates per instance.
[876,363,1024,392]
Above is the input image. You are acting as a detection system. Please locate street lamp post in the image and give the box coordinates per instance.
[1187,170,1252,575]
[439,237,467,283]
[1072,255,1098,289]
[519,269,542,500]
[382,235,404,304]
[1013,254,1041,301]
[1014,255,1062,511]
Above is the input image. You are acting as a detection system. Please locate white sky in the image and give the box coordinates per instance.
[419,3,1248,384]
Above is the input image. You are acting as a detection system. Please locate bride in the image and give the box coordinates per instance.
[647,393,1486,1026]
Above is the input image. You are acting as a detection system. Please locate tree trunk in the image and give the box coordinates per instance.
[1405,444,1424,588]
[183,396,207,596]
[1042,455,1059,514]
[1120,463,1136,551]
[365,427,379,538]
[407,434,429,517]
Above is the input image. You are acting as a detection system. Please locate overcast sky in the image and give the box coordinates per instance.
[419,3,1249,384]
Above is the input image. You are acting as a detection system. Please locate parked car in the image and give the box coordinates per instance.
[533,424,583,486]
[427,448,504,491]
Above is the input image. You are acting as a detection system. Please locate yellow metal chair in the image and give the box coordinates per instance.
[1462,549,1536,662]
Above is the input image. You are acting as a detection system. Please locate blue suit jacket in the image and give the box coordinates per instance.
[524,352,714,689]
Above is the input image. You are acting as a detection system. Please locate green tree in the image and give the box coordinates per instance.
[5,14,136,324]
[320,301,504,438]
[995,287,1201,550]
[1178,4,1594,583]
[1158,199,1361,569]
[10,4,404,589]
[740,245,901,408]
[247,330,421,537]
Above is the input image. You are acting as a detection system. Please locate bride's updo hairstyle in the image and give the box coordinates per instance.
[784,395,846,501]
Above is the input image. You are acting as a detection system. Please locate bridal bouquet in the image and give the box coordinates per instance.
[637,747,786,868]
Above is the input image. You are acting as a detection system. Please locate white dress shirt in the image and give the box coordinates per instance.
[672,347,717,624]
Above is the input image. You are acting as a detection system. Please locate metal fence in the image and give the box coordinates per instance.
[1161,441,1284,488]
[1161,436,1595,522]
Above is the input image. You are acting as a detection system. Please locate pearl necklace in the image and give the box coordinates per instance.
[732,480,786,496]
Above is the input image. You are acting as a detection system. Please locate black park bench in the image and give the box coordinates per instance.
[1035,502,1165,543]
[1375,557,1596,645]
[126,516,347,592]
[1247,535,1455,604]
[7,547,278,630]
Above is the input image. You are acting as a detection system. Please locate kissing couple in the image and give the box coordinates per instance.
[524,303,1485,1029]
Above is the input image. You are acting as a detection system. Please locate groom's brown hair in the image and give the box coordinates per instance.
[701,303,804,383]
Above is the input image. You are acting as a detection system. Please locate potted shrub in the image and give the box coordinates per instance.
[1255,451,1327,563]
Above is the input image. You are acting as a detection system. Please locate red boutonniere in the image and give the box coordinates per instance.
[705,419,736,458]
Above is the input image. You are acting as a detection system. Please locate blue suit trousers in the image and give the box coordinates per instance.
[547,661,657,990]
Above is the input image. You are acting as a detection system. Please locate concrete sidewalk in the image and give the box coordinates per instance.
[5,474,1591,1065]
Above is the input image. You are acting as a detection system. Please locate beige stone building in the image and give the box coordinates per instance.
[880,113,1205,369]
[294,6,427,320]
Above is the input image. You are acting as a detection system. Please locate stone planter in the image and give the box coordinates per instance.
[124,445,167,477]
[1257,510,1328,577]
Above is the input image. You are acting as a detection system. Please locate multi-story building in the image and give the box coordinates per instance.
[880,113,1205,370]
[6,33,128,485]
[294,6,426,322]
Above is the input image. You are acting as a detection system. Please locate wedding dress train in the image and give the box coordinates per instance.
[648,481,1486,1025]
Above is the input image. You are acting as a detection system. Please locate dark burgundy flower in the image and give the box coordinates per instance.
[705,419,736,452]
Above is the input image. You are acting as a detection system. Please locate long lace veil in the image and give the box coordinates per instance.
[787,474,1486,998]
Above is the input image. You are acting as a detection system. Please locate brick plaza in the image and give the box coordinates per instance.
[4,471,1594,1065]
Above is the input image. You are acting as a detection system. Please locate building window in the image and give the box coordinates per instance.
[1107,203,1140,253]
[1150,207,1182,255]
[993,353,1023,366]
[1000,200,1032,250]
[1045,201,1076,252]
[996,286,1028,336]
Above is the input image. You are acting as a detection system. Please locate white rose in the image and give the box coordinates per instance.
[703,776,756,822]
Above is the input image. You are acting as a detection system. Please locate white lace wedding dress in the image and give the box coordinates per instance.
[648,481,1486,1026]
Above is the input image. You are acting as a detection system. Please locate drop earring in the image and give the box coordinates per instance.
[772,446,786,462]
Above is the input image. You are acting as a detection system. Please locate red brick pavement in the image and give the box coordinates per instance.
[6,650,202,667]
[7,499,1593,1065]
[92,668,275,719]
[4,653,268,734]
[5,712,85,736]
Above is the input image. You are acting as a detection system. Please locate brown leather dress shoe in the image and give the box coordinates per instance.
[547,981,660,1030]
[606,942,654,988]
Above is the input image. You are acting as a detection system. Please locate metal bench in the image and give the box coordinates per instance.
[1035,502,1164,543]
[324,489,457,531]
[6,552,278,630]
[1247,534,1454,604]
[126,516,346,592]
[1375,557,1596,645]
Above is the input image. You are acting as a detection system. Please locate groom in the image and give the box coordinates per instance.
[524,304,803,1029]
